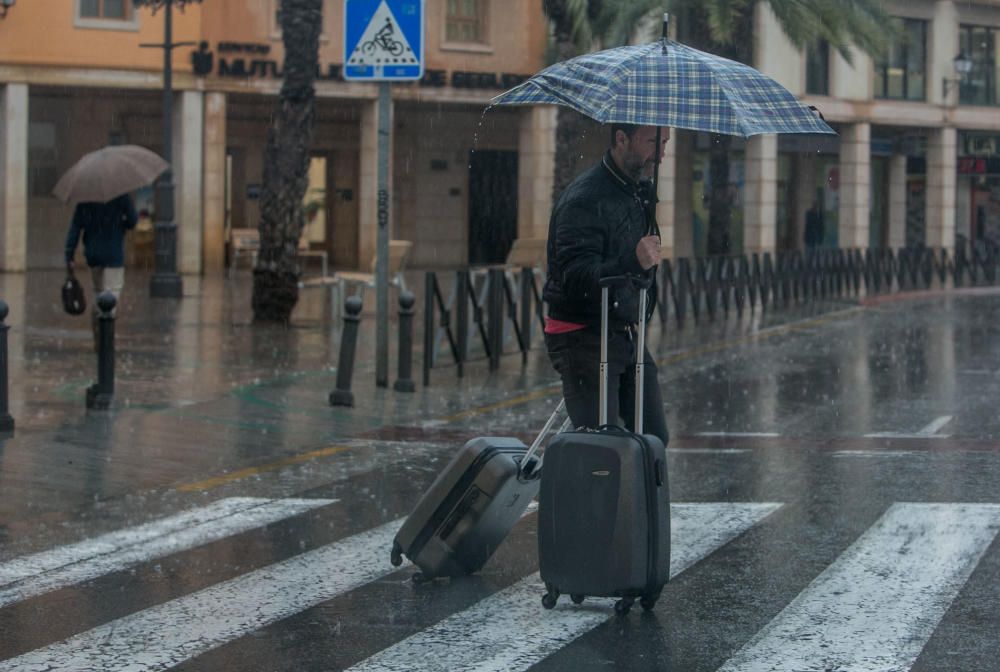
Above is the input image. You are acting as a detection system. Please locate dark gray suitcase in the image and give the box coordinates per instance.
[538,275,670,615]
[390,404,567,581]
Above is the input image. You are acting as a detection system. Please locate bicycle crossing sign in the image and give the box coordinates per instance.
[344,0,424,81]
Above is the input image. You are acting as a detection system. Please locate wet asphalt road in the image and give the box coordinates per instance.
[0,275,998,671]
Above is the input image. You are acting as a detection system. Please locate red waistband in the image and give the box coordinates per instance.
[544,317,586,334]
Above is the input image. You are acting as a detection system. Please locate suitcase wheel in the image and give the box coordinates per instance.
[570,594,585,605]
[541,583,560,610]
[640,591,661,612]
[390,542,403,567]
[411,571,432,585]
[614,597,634,616]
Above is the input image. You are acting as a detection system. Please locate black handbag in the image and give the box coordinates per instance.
[62,271,86,316]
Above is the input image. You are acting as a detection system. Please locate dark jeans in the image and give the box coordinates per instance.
[545,327,669,446]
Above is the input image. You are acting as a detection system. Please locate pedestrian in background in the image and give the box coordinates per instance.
[64,193,137,343]
[804,199,824,249]
[542,123,670,447]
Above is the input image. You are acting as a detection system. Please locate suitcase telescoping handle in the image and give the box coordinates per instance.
[520,399,571,476]
[598,274,652,434]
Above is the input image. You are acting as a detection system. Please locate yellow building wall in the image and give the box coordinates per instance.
[1,1,547,85]
[0,1,201,74]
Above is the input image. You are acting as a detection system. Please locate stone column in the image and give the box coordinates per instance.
[656,130,677,259]
[926,126,957,248]
[744,134,778,254]
[930,0,959,106]
[358,95,391,268]
[173,89,204,274]
[516,106,556,240]
[0,84,28,272]
[202,92,227,274]
[838,123,871,248]
[887,153,908,249]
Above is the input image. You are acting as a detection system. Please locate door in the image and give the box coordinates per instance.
[330,150,360,270]
[468,150,518,265]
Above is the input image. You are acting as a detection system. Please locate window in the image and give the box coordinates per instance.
[874,18,927,101]
[806,40,829,96]
[446,0,488,44]
[959,25,998,106]
[29,122,59,199]
[80,0,130,20]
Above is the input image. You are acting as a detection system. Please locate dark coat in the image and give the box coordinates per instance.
[64,194,138,268]
[804,206,824,248]
[543,152,658,328]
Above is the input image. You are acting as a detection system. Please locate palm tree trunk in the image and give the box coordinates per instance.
[252,0,322,323]
[552,107,592,203]
[707,133,733,255]
[544,0,603,202]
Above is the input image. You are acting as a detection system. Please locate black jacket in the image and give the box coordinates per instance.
[65,194,138,267]
[544,152,658,328]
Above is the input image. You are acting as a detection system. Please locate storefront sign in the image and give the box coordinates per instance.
[191,42,527,90]
[958,156,1000,175]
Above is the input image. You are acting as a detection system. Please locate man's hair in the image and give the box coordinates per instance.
[609,123,640,148]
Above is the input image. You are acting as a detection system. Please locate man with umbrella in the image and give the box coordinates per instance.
[493,15,834,443]
[55,144,167,342]
[542,124,671,445]
[64,192,138,324]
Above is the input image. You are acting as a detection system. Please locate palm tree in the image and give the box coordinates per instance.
[543,0,890,254]
[543,0,608,202]
[252,0,323,323]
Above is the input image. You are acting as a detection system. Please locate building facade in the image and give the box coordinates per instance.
[1,0,999,274]
[0,0,549,273]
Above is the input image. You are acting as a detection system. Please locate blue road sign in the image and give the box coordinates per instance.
[343,0,424,81]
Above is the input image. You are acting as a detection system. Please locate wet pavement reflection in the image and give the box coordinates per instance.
[0,271,998,671]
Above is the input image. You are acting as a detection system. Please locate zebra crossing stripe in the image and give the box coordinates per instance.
[0,497,334,609]
[716,503,1000,672]
[345,503,783,672]
[0,518,404,672]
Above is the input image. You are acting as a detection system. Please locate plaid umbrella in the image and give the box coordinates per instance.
[492,39,834,137]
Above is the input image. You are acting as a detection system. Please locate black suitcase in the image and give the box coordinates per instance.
[390,403,568,581]
[538,275,670,615]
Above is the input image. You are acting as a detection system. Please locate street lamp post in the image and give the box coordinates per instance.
[136,0,200,298]
[943,51,974,103]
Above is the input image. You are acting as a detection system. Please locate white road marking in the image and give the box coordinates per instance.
[716,503,1000,672]
[0,501,542,671]
[864,414,953,439]
[918,415,953,436]
[833,450,921,458]
[346,503,783,672]
[668,448,750,455]
[696,432,780,438]
[0,497,334,608]
[0,518,404,672]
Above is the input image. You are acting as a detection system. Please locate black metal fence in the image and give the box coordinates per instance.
[420,243,1000,384]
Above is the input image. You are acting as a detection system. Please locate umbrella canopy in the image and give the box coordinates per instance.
[492,39,834,138]
[53,145,169,204]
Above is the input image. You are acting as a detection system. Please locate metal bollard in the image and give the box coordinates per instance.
[0,301,13,432]
[86,292,116,410]
[329,295,363,407]
[487,268,504,371]
[394,291,416,393]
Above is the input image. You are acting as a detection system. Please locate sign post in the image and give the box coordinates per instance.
[344,0,424,388]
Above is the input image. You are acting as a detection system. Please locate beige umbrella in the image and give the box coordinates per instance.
[53,144,169,204]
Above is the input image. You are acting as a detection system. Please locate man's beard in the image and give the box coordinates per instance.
[624,154,648,181]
